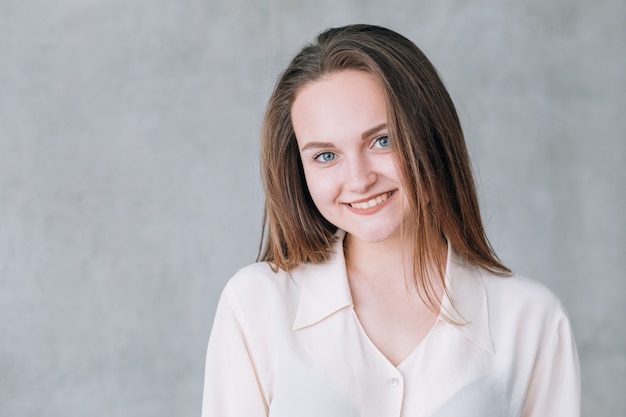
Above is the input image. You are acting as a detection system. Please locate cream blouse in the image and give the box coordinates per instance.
[201,233,580,416]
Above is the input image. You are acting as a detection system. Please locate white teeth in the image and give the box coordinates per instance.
[349,192,390,209]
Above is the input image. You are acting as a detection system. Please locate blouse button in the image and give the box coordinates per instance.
[388,377,400,388]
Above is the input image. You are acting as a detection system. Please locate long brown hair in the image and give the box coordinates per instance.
[258,24,510,311]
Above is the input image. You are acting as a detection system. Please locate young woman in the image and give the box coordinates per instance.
[201,24,580,417]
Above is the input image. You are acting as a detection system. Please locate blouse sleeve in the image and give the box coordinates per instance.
[521,308,581,417]
[201,286,269,417]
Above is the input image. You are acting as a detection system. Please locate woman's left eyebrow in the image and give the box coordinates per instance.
[361,123,387,140]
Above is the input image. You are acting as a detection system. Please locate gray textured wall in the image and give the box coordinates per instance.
[1,1,624,416]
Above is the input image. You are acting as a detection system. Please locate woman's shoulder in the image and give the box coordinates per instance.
[479,269,570,326]
[223,261,295,293]
[217,261,302,315]
[486,270,557,296]
[484,271,562,305]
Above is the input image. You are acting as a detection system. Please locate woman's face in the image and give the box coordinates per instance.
[291,70,408,245]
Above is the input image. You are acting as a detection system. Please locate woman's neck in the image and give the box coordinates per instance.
[343,232,448,290]
[343,233,412,287]
[342,231,446,366]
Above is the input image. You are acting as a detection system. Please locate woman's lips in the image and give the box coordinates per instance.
[345,191,395,212]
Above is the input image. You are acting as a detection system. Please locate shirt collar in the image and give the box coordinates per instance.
[291,230,353,330]
[441,246,494,355]
[291,231,494,356]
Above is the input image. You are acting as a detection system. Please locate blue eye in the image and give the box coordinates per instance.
[374,136,390,148]
[314,152,336,162]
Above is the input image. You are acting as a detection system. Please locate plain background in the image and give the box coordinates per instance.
[1,0,624,416]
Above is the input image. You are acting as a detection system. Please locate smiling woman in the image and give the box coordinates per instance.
[201,24,580,417]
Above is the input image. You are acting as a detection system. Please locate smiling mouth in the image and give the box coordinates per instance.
[348,191,394,210]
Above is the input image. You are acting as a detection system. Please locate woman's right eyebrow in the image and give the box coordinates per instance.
[300,141,336,151]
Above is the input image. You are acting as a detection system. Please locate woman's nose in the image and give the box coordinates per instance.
[344,155,376,194]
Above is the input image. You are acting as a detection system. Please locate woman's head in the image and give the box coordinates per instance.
[291,69,406,246]
[259,24,508,292]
